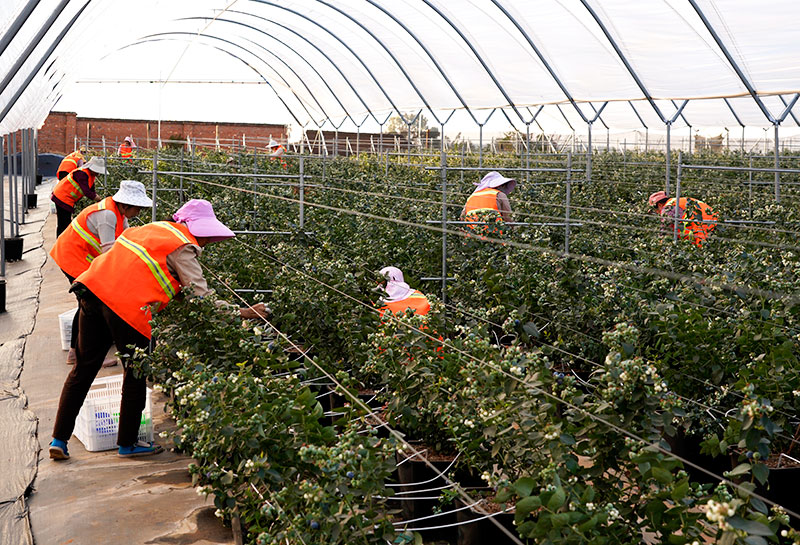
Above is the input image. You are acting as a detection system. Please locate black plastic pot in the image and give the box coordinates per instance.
[0,279,6,313]
[455,498,517,545]
[756,466,800,521]
[4,237,23,262]
[665,430,734,484]
[26,193,37,209]
[36,174,42,185]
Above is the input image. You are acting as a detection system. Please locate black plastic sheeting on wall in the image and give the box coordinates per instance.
[2,153,63,178]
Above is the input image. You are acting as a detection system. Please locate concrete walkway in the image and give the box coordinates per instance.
[2,179,232,545]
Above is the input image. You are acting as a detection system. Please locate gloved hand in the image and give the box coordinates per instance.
[239,302,271,320]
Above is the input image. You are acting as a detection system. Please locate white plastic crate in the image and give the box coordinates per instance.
[58,307,78,351]
[74,374,153,451]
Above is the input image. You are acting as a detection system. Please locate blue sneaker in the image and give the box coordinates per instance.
[118,441,164,458]
[49,438,69,460]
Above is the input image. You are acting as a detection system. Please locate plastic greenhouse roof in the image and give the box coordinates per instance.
[1,0,800,134]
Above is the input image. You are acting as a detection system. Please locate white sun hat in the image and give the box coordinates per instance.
[84,156,107,175]
[267,138,279,148]
[112,180,153,207]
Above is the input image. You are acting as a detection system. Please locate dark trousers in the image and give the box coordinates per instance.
[62,272,81,349]
[55,206,72,238]
[52,289,150,447]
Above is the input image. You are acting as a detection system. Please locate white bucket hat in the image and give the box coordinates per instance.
[84,156,107,175]
[267,138,279,148]
[112,180,152,207]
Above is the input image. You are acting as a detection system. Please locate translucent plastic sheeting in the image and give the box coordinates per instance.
[1,0,800,133]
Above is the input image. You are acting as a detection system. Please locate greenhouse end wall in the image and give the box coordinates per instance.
[37,111,288,154]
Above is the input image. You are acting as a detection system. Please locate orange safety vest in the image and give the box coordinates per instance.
[50,197,125,278]
[379,290,431,318]
[57,151,83,178]
[52,167,96,209]
[76,221,197,338]
[270,146,287,169]
[119,144,133,161]
[662,197,717,247]
[463,187,504,235]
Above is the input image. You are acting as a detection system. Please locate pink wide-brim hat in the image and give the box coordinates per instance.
[648,190,669,207]
[172,199,235,242]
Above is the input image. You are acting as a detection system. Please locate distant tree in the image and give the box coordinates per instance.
[385,112,430,139]
[165,134,185,150]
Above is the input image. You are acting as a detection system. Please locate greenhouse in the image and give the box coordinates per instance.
[2,1,800,544]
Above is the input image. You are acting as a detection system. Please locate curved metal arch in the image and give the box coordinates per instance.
[362,0,477,124]
[417,0,525,123]
[578,0,667,124]
[247,0,408,123]
[120,37,305,126]
[310,0,447,125]
[226,9,378,122]
[178,15,354,121]
[490,0,590,124]
[140,31,325,124]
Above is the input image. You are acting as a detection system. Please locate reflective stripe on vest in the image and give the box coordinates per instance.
[119,145,133,158]
[49,197,124,278]
[52,167,95,208]
[464,188,501,216]
[380,290,430,318]
[75,222,197,338]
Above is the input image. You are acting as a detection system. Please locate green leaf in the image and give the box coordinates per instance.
[727,516,774,536]
[727,463,751,477]
[750,497,768,515]
[559,433,576,445]
[550,512,570,529]
[651,466,674,484]
[546,487,566,511]
[671,481,690,501]
[752,463,769,485]
[744,536,767,545]
[514,477,536,497]
[515,496,542,519]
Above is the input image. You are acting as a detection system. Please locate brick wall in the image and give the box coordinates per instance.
[37,111,288,154]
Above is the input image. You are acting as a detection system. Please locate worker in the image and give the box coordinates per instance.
[267,138,287,170]
[50,180,152,366]
[118,136,136,162]
[461,171,517,236]
[648,191,718,247]
[48,199,269,460]
[51,156,107,237]
[378,266,430,318]
[56,149,85,180]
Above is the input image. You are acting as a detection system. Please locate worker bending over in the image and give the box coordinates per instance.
[648,191,718,247]
[50,181,152,365]
[51,157,107,237]
[461,171,517,236]
[49,199,269,460]
[56,149,85,180]
[378,266,430,318]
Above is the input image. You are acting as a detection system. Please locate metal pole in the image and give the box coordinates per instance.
[299,153,305,229]
[565,152,571,253]
[673,151,682,243]
[688,126,692,155]
[748,156,753,219]
[525,123,531,183]
[440,123,447,306]
[100,135,107,192]
[252,146,257,216]
[665,123,671,194]
[586,123,592,183]
[10,132,17,235]
[774,123,780,203]
[179,145,185,204]
[151,147,158,222]
[478,124,483,168]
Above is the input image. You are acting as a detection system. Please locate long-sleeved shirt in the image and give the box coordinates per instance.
[85,209,129,252]
[51,170,98,211]
[460,190,513,222]
[165,244,236,308]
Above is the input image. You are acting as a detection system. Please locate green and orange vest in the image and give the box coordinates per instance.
[50,197,125,278]
[57,151,84,178]
[52,166,97,208]
[76,221,197,338]
[662,197,717,247]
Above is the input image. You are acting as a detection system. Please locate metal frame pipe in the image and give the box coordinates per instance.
[674,151,682,243]
[1,135,5,274]
[565,152,572,253]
